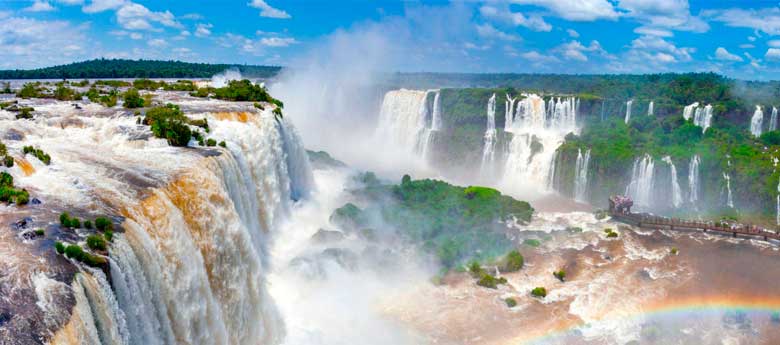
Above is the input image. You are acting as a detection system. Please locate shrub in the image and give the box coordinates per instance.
[190,87,212,98]
[253,102,264,110]
[122,88,145,108]
[553,269,566,282]
[54,86,80,101]
[84,220,92,229]
[80,252,107,267]
[104,230,114,242]
[477,274,500,289]
[3,156,13,168]
[468,261,485,278]
[22,146,51,165]
[69,217,81,228]
[212,79,274,102]
[14,190,29,205]
[206,138,217,147]
[34,229,44,236]
[16,107,34,119]
[17,83,42,98]
[272,107,283,118]
[0,172,11,188]
[0,141,5,156]
[670,247,679,255]
[64,244,84,260]
[607,231,618,238]
[55,241,65,254]
[523,239,541,247]
[86,235,107,251]
[531,287,547,298]
[501,250,524,272]
[144,104,192,146]
[94,216,112,231]
[505,297,517,307]
[59,212,70,226]
[218,141,226,148]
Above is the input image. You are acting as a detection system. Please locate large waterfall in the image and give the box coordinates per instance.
[504,94,516,130]
[624,100,633,123]
[770,107,778,132]
[750,105,764,137]
[574,148,590,202]
[4,99,313,345]
[683,102,698,120]
[647,101,654,116]
[688,155,700,205]
[376,89,439,160]
[684,102,713,132]
[723,172,734,208]
[662,156,682,208]
[625,154,655,209]
[502,95,577,193]
[480,94,498,175]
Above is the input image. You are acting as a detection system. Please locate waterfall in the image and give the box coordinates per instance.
[723,172,734,208]
[683,102,713,132]
[688,155,700,205]
[502,94,578,192]
[480,94,498,175]
[683,102,699,120]
[431,90,442,131]
[624,100,633,123]
[625,154,655,209]
[750,105,764,137]
[574,148,591,202]
[770,107,778,132]
[662,156,682,208]
[505,94,516,130]
[376,89,440,161]
[647,101,654,116]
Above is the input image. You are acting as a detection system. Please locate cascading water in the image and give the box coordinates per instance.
[480,94,497,175]
[683,102,713,132]
[688,155,700,205]
[624,100,633,123]
[683,102,699,120]
[770,107,778,132]
[375,89,438,161]
[625,154,655,209]
[430,90,442,131]
[574,148,591,202]
[662,156,682,208]
[723,172,734,208]
[505,94,516,130]
[647,101,654,116]
[502,94,577,193]
[750,105,764,137]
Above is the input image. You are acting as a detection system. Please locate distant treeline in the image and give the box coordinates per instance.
[0,59,282,79]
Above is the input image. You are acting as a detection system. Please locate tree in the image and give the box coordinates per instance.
[122,88,145,108]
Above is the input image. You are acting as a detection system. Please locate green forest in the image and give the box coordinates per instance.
[0,59,281,79]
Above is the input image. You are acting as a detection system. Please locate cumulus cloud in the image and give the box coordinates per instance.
[627,35,694,65]
[248,0,290,19]
[768,40,780,48]
[556,40,609,61]
[618,0,709,33]
[195,23,212,37]
[479,5,552,32]
[511,0,618,21]
[147,38,167,47]
[633,26,673,37]
[116,2,181,31]
[24,0,56,12]
[567,29,579,37]
[739,43,755,49]
[260,37,298,47]
[715,47,742,62]
[704,7,780,36]
[0,16,89,68]
[766,48,780,61]
[82,0,124,13]
[218,32,297,55]
[475,23,521,41]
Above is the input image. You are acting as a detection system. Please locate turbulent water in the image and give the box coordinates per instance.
[751,105,764,137]
[480,94,498,176]
[688,155,700,206]
[662,156,682,208]
[375,89,439,163]
[503,95,577,194]
[683,102,713,132]
[625,154,655,209]
[0,95,313,345]
[574,149,590,202]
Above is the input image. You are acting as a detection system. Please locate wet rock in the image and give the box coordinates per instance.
[11,217,32,231]
[0,311,10,326]
[310,229,345,243]
[289,256,326,279]
[30,198,41,205]
[320,247,358,271]
[3,129,24,141]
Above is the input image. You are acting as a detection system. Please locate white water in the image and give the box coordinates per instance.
[647,101,654,116]
[688,155,700,205]
[375,89,438,162]
[480,93,498,175]
[626,154,655,209]
[505,94,516,130]
[574,148,591,202]
[662,156,682,208]
[723,172,734,208]
[211,68,243,88]
[502,95,577,194]
[624,100,633,123]
[683,102,713,132]
[770,107,778,132]
[750,105,764,137]
[683,102,699,120]
[430,91,442,131]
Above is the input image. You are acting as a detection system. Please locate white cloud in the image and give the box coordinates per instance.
[633,26,673,37]
[24,0,56,12]
[739,44,755,49]
[259,37,297,47]
[768,40,780,48]
[248,0,290,19]
[748,36,756,42]
[704,7,780,36]
[766,48,780,61]
[511,0,618,21]
[744,52,762,68]
[116,2,181,31]
[181,13,203,20]
[475,23,521,41]
[627,35,694,64]
[618,0,708,33]
[147,38,167,47]
[479,5,552,32]
[130,32,142,40]
[464,42,491,51]
[0,16,89,68]
[82,0,124,13]
[714,47,742,62]
[195,23,212,37]
[555,39,609,62]
[566,29,579,38]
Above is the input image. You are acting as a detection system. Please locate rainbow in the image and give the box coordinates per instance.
[516,294,780,344]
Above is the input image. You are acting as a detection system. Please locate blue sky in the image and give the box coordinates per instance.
[2,0,780,79]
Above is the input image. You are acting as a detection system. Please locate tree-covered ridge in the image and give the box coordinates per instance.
[0,59,281,79]
[332,173,533,268]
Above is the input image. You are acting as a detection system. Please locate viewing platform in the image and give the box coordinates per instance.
[608,196,780,243]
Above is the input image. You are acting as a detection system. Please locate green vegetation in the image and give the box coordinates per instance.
[206,138,217,147]
[212,79,280,103]
[86,235,107,251]
[671,247,679,255]
[55,241,65,254]
[122,88,145,108]
[143,104,192,146]
[505,297,517,307]
[17,82,45,98]
[0,59,280,79]
[59,212,82,228]
[23,146,51,165]
[0,172,29,205]
[531,287,547,298]
[553,269,566,282]
[94,216,112,231]
[0,141,13,168]
[477,273,507,289]
[53,85,80,101]
[604,228,619,238]
[104,230,114,242]
[218,141,227,148]
[499,250,524,272]
[523,239,541,247]
[84,220,92,229]
[61,243,106,267]
[16,107,34,119]
[34,229,44,236]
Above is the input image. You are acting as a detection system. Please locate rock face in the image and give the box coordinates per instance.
[310,229,346,243]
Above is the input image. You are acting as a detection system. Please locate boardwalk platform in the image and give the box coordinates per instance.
[611,212,780,242]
